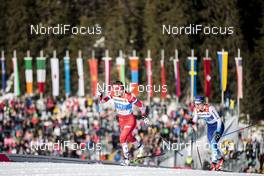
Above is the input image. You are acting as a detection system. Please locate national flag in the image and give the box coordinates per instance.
[173,58,181,97]
[188,56,197,100]
[50,57,59,97]
[102,56,111,91]
[88,58,98,97]
[145,57,153,98]
[12,56,20,96]
[203,57,211,98]
[36,56,46,94]
[160,58,166,98]
[24,56,33,95]
[1,54,6,93]
[64,56,71,96]
[129,56,139,95]
[76,57,85,97]
[235,56,243,98]
[116,56,125,84]
[217,51,228,91]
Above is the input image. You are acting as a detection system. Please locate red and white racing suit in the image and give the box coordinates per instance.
[100,91,146,158]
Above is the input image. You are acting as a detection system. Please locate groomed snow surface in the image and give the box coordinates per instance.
[0,162,261,176]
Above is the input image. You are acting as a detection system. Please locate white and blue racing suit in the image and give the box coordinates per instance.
[193,104,225,163]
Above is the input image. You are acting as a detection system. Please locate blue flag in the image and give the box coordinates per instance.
[217,52,222,90]
[64,56,71,96]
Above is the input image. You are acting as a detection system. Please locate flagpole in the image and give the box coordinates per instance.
[119,50,123,58]
[13,50,17,98]
[175,49,179,105]
[40,50,44,100]
[237,48,240,117]
[205,49,209,104]
[77,50,85,97]
[1,50,5,94]
[221,48,224,106]
[161,49,164,104]
[106,49,109,90]
[191,49,194,102]
[118,50,123,84]
[147,49,151,105]
[78,50,82,58]
[66,50,70,98]
[27,50,31,97]
[92,50,95,59]
[132,49,137,95]
[53,50,57,99]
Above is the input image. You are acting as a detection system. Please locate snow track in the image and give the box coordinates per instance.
[0,162,260,176]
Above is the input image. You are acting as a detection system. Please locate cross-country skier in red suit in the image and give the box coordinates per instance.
[98,81,150,165]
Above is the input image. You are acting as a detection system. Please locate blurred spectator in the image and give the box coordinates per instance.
[0,96,199,161]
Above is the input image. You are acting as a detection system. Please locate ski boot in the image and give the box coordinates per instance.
[210,162,216,171]
[134,143,144,158]
[215,157,224,170]
[120,157,130,166]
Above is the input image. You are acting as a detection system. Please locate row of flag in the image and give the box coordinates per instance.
[0,49,243,101]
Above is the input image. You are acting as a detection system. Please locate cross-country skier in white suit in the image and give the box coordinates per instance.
[192,96,225,170]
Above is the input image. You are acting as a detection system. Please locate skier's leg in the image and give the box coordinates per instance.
[126,115,144,157]
[207,123,218,170]
[119,116,130,165]
[119,115,138,164]
[126,115,137,143]
[210,123,225,169]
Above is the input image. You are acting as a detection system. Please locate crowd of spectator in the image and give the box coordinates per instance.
[0,96,200,161]
[221,132,264,173]
[0,95,263,173]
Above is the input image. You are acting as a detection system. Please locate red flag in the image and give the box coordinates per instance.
[203,57,211,98]
[88,58,98,97]
[160,59,166,98]
[145,57,153,97]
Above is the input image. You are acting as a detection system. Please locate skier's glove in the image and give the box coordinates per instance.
[143,117,151,126]
[214,132,221,142]
[97,90,103,98]
[188,119,195,125]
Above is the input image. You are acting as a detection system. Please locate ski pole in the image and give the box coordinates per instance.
[222,124,256,138]
[192,126,202,168]
[196,146,202,168]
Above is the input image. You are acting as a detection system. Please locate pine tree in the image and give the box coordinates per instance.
[5,0,31,94]
[199,0,244,104]
[247,12,264,121]
[143,0,192,98]
[104,0,127,53]
[0,0,7,49]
